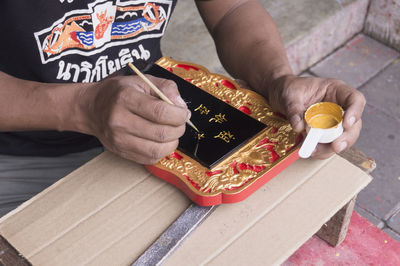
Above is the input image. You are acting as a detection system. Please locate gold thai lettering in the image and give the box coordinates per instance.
[214,131,235,143]
[197,133,205,140]
[194,104,210,115]
[209,113,227,123]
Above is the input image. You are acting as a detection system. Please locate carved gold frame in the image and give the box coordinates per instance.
[146,57,303,205]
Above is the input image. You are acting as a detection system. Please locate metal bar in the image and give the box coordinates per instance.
[132,204,217,266]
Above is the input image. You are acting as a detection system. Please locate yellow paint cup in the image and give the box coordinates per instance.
[299,102,344,158]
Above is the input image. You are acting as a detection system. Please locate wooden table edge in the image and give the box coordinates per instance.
[0,234,32,266]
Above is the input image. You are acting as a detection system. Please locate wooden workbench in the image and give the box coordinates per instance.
[0,148,373,265]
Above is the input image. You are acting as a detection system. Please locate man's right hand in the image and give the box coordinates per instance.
[78,75,190,164]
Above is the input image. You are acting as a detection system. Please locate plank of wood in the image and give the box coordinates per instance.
[340,147,376,174]
[316,196,357,246]
[0,235,31,266]
[316,147,376,246]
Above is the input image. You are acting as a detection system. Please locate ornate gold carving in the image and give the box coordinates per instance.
[154,57,302,196]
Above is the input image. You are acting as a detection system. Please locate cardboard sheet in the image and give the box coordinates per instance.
[165,155,372,265]
[0,152,191,266]
[0,153,371,265]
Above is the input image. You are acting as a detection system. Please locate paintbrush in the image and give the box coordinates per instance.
[128,63,199,132]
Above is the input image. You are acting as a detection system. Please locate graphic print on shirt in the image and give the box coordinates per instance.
[34,0,172,65]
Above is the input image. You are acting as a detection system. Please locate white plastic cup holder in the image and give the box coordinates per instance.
[299,102,344,159]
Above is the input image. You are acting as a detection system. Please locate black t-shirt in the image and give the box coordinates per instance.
[0,0,177,156]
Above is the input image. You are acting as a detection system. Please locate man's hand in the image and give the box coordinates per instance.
[0,71,188,164]
[78,75,190,164]
[267,75,366,159]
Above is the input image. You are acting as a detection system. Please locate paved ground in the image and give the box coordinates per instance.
[309,34,400,241]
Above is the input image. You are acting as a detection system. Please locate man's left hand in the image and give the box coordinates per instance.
[266,75,366,159]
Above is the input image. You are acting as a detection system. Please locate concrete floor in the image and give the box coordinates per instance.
[161,0,400,241]
[309,33,400,241]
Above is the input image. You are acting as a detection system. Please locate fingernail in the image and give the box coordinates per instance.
[186,110,192,121]
[176,96,187,107]
[348,116,356,126]
[337,141,347,153]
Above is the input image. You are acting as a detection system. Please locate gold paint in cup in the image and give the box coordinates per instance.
[299,102,344,158]
[305,102,343,129]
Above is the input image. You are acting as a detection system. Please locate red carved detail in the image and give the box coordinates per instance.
[245,102,252,106]
[265,145,275,151]
[221,80,236,90]
[257,137,278,147]
[256,138,280,162]
[239,106,251,115]
[224,100,230,103]
[202,188,211,193]
[166,67,173,72]
[271,127,278,134]
[171,152,183,160]
[237,163,247,171]
[229,161,239,174]
[185,78,193,82]
[176,64,199,71]
[215,82,219,87]
[183,174,201,190]
[205,170,222,177]
[237,163,266,173]
[254,165,266,172]
[164,156,170,160]
[269,150,280,163]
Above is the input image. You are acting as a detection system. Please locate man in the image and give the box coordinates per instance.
[0,0,365,217]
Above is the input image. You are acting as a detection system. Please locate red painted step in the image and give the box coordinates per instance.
[284,212,400,265]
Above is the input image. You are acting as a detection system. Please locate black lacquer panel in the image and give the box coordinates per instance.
[145,64,266,169]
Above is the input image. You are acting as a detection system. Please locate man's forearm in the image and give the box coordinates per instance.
[0,71,90,133]
[196,0,292,96]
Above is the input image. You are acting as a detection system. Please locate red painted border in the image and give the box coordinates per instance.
[145,149,300,206]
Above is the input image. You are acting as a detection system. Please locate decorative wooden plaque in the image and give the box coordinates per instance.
[145,57,303,206]
[145,64,267,169]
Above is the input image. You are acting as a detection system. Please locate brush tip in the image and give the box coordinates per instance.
[187,120,200,132]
